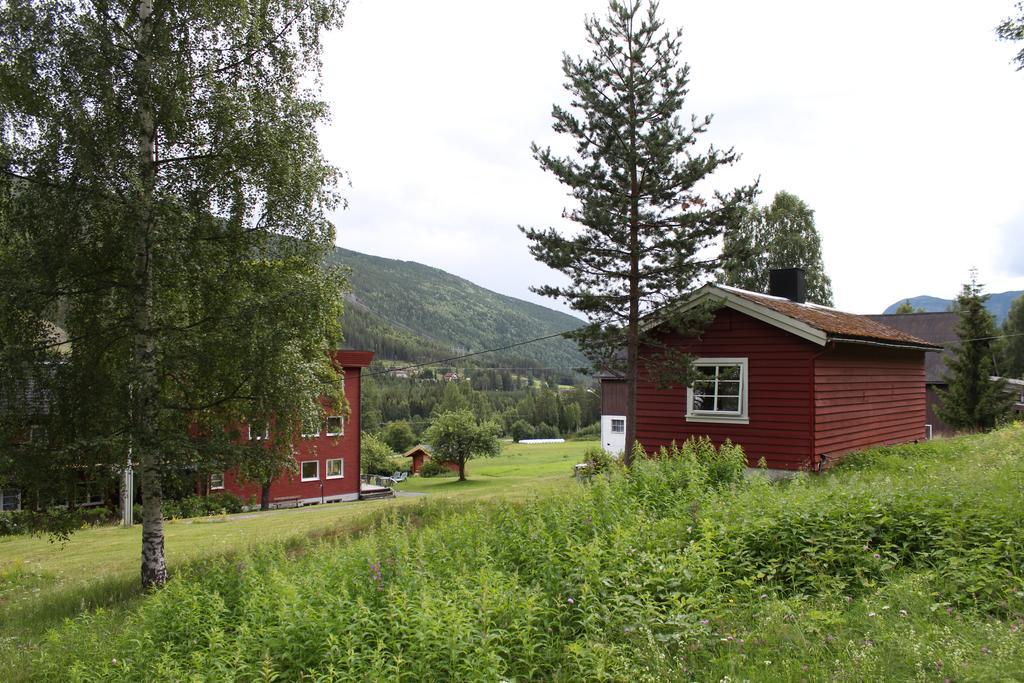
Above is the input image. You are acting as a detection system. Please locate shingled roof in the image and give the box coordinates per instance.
[652,284,943,350]
[722,287,941,348]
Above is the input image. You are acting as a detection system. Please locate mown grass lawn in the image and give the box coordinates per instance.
[0,439,591,675]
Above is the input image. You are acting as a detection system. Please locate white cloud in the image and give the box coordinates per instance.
[320,0,1024,316]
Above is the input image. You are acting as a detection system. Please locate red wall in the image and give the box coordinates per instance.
[637,308,928,470]
[637,308,819,470]
[813,344,926,461]
[222,364,364,505]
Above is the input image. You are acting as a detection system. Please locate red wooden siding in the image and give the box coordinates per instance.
[637,307,820,470]
[813,344,926,462]
[601,379,627,415]
[222,356,368,505]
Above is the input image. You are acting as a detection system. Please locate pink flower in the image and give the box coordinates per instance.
[566,597,574,605]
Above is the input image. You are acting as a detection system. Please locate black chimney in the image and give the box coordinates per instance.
[768,268,807,304]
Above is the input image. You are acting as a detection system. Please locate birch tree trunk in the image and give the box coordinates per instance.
[133,0,167,589]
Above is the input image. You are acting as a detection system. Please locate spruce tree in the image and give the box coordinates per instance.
[721,191,834,305]
[521,0,755,464]
[937,272,1015,431]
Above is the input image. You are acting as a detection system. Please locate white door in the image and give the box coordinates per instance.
[601,415,626,456]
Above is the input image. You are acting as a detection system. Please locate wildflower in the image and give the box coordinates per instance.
[873,553,880,559]
[882,605,890,610]
[623,626,635,634]
[981,646,990,655]
[946,606,954,615]
[868,612,877,617]
[935,660,943,672]
[700,619,710,625]
[760,593,768,600]
[567,597,574,605]
[112,659,118,665]
[899,609,908,617]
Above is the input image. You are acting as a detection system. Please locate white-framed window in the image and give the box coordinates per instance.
[300,460,319,481]
[0,488,21,511]
[326,415,344,437]
[210,473,225,490]
[685,358,749,425]
[326,458,344,479]
[610,418,625,434]
[248,419,269,442]
[301,414,320,439]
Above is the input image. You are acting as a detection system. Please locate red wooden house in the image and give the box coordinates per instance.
[601,269,941,470]
[216,350,374,506]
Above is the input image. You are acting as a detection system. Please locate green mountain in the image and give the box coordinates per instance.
[328,247,588,372]
[884,291,1023,323]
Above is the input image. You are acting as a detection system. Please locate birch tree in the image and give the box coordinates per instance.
[521,0,755,464]
[0,0,347,587]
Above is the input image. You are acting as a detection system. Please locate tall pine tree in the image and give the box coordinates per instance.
[720,191,834,305]
[521,0,755,465]
[937,272,1015,431]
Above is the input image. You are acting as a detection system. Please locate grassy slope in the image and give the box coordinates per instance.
[0,440,590,675]
[9,429,1024,680]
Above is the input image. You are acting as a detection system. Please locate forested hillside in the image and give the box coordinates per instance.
[330,247,587,371]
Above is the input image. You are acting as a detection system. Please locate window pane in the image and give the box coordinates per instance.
[692,379,715,395]
[610,419,624,433]
[695,366,716,379]
[326,416,343,435]
[717,381,741,397]
[210,473,224,489]
[717,396,740,412]
[327,459,343,477]
[1,489,20,511]
[301,461,318,479]
[718,365,741,380]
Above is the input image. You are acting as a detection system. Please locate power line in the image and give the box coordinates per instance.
[365,330,581,377]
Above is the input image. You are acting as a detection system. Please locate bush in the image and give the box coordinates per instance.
[0,506,117,537]
[161,493,243,520]
[533,422,559,439]
[509,419,535,442]
[362,432,399,475]
[570,421,600,440]
[419,458,453,478]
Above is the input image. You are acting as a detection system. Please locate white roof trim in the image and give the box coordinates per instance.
[643,284,828,346]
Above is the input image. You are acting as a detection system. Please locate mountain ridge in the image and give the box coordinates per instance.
[328,247,588,373]
[884,291,1022,323]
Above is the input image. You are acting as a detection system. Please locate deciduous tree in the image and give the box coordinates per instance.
[721,191,833,306]
[521,0,755,465]
[0,0,347,588]
[998,2,1024,70]
[937,272,1015,430]
[425,410,500,481]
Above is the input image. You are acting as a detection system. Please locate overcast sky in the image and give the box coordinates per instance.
[319,0,1024,317]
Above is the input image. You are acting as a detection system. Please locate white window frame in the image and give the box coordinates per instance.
[300,460,320,481]
[248,420,269,442]
[685,357,749,425]
[326,415,344,437]
[0,488,21,512]
[301,415,321,439]
[610,418,625,434]
[325,458,344,479]
[210,473,225,490]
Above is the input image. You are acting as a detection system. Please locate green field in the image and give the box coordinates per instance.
[0,440,591,676]
[7,429,1024,681]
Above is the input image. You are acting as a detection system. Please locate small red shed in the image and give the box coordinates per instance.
[218,349,374,506]
[611,272,941,470]
[403,444,459,475]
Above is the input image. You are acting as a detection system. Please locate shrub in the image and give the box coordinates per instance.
[362,432,399,475]
[419,458,453,478]
[570,421,600,440]
[533,422,559,439]
[509,419,535,442]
